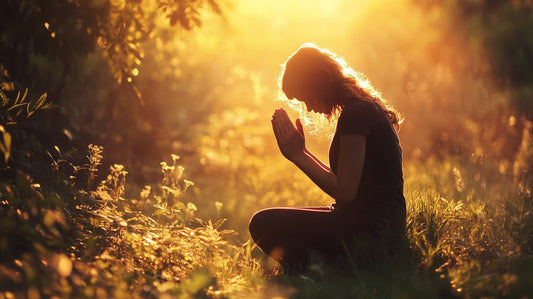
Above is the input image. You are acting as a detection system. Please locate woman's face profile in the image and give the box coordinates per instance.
[283,48,337,115]
[296,92,329,114]
[293,74,333,115]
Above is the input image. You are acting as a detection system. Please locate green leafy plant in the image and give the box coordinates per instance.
[0,126,11,164]
[0,88,51,125]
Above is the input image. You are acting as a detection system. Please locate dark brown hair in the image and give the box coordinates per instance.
[281,43,403,126]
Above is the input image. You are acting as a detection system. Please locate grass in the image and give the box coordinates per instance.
[2,105,533,298]
[2,0,533,296]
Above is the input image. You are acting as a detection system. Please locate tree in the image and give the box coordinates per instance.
[0,0,224,183]
[0,0,223,102]
[412,0,533,114]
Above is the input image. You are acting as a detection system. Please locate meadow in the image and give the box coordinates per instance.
[1,0,533,298]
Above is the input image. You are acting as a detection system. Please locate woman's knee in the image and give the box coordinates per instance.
[249,208,279,240]
[248,209,267,233]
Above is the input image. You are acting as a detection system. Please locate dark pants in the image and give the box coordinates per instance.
[249,206,352,272]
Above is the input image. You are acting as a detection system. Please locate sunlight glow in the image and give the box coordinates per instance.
[3,0,529,296]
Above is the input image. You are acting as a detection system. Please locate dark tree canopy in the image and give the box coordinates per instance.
[0,0,222,101]
[413,0,533,113]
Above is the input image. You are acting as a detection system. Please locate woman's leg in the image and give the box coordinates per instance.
[248,207,344,272]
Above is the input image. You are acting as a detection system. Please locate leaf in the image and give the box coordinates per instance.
[6,103,27,112]
[195,218,206,226]
[219,229,236,236]
[0,130,11,163]
[35,92,48,110]
[15,107,24,117]
[13,90,20,105]
[153,208,167,216]
[15,89,28,106]
[207,0,222,15]
[0,89,8,107]
[169,13,178,26]
[192,16,202,27]
[212,218,226,229]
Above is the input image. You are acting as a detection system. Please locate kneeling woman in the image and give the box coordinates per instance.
[249,44,406,272]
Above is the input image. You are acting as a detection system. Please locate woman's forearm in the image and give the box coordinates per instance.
[289,135,366,206]
[304,148,331,172]
[290,150,339,200]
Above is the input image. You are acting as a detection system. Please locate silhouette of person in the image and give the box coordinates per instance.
[249,43,406,273]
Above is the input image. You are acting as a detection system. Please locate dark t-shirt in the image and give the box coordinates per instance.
[329,99,406,235]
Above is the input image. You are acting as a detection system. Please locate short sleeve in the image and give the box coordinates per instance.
[337,101,378,136]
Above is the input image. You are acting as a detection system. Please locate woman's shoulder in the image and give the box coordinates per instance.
[340,98,379,118]
[336,98,379,136]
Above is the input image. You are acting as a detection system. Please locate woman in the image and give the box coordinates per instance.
[249,43,406,272]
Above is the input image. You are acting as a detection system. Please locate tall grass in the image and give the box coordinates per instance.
[178,101,533,297]
[1,146,265,298]
[2,118,533,297]
[2,0,533,296]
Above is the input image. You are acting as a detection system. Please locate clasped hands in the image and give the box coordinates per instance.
[271,108,306,161]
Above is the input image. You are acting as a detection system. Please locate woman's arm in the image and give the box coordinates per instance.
[304,148,331,172]
[291,135,365,206]
[272,109,365,205]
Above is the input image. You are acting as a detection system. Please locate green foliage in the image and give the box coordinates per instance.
[158,0,224,29]
[1,146,263,298]
[183,81,533,297]
[0,88,51,125]
[7,138,533,297]
[3,1,533,297]
[0,173,71,296]
[0,127,11,164]
[0,82,51,166]
[411,0,533,113]
[0,0,223,100]
[87,144,104,187]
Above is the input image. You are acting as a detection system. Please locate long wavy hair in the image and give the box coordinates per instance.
[280,43,403,128]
